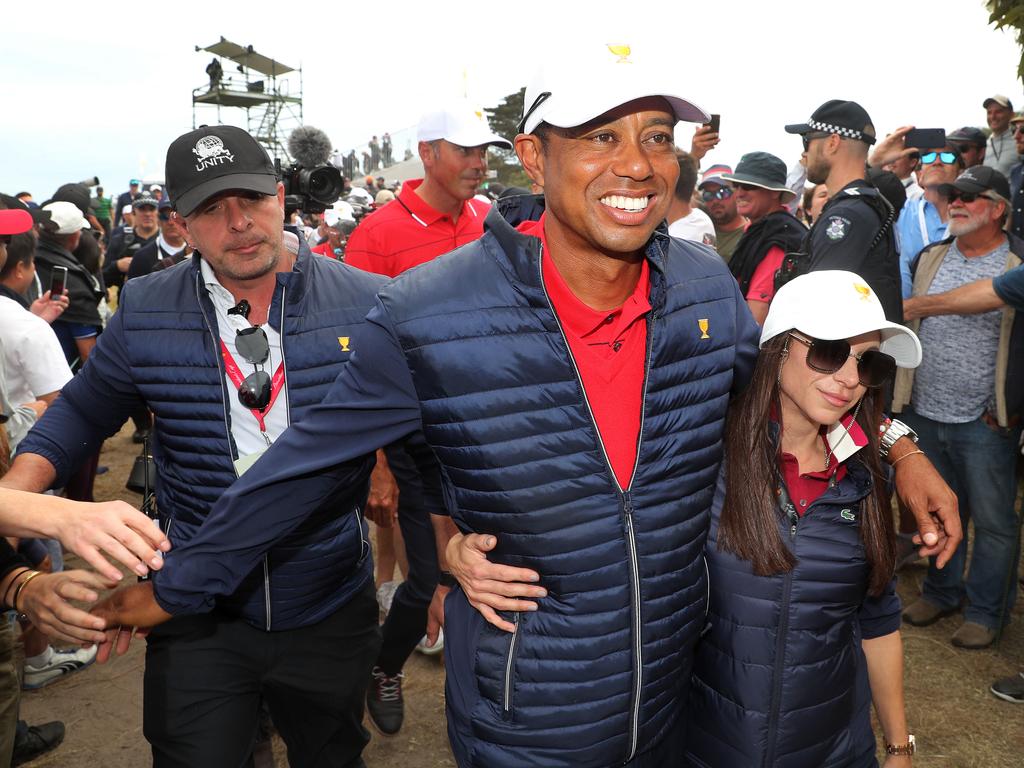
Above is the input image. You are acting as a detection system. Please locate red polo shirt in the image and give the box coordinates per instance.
[345,179,490,277]
[518,216,651,489]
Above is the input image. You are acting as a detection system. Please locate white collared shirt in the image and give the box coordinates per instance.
[199,258,289,459]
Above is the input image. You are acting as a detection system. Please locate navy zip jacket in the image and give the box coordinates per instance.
[686,462,901,768]
[150,209,760,767]
[17,240,385,630]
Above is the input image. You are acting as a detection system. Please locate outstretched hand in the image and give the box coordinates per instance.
[91,581,173,662]
[19,569,118,646]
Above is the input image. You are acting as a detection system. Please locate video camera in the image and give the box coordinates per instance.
[275,159,343,214]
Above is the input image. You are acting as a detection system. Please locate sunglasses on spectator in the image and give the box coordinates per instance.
[1013,124,1024,135]
[801,132,832,151]
[701,187,734,201]
[732,182,764,192]
[920,151,957,165]
[946,189,998,204]
[234,326,272,409]
[787,332,895,388]
[158,211,171,222]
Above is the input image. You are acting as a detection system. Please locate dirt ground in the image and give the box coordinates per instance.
[16,423,1024,767]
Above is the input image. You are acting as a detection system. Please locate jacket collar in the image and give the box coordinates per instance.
[481,207,671,310]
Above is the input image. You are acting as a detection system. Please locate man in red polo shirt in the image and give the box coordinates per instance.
[346,103,512,736]
[345,102,512,277]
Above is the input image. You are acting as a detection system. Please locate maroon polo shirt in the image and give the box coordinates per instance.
[345,179,490,277]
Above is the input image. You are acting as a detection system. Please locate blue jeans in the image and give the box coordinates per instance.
[902,409,1022,629]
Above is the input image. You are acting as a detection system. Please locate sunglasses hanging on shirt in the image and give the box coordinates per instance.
[234,326,272,410]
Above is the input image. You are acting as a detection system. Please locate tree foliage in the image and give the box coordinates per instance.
[988,0,1024,82]
[485,87,532,188]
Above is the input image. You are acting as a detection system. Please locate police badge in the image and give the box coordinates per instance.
[825,216,850,241]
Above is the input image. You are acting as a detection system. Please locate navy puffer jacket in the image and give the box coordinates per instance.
[685,461,901,768]
[19,241,386,630]
[386,212,759,767]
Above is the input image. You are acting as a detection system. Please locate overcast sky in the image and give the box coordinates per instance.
[3,0,1022,199]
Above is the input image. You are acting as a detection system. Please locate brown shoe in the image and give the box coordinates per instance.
[951,622,997,650]
[902,598,959,627]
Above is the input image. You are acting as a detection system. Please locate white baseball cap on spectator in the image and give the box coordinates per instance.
[122,204,133,216]
[42,201,91,235]
[520,41,709,134]
[760,270,921,367]
[417,101,512,149]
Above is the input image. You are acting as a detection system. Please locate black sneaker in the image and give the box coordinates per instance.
[12,720,65,766]
[366,666,404,735]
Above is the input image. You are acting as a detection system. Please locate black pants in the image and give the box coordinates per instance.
[143,584,380,768]
[376,433,443,675]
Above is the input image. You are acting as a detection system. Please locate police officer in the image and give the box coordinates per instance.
[103,192,160,292]
[785,100,904,321]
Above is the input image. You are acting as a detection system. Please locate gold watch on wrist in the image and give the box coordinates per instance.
[885,734,915,756]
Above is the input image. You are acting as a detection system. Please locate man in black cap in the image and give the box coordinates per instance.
[948,126,987,169]
[126,198,190,280]
[5,124,388,766]
[785,99,903,321]
[893,165,1022,651]
[720,152,805,323]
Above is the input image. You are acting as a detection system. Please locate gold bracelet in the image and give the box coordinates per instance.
[13,571,44,614]
[890,449,925,466]
[2,567,32,610]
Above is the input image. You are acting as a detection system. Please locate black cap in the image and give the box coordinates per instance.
[133,193,159,209]
[939,166,1011,200]
[719,152,796,201]
[166,125,278,217]
[946,126,987,147]
[157,197,174,211]
[0,192,53,230]
[46,182,92,217]
[785,99,876,145]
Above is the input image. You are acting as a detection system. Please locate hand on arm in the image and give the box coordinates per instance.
[889,437,961,568]
[91,581,173,662]
[445,532,546,633]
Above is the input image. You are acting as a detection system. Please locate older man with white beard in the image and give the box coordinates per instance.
[893,165,1024,650]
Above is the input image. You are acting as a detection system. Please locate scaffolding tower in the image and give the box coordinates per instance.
[192,37,302,162]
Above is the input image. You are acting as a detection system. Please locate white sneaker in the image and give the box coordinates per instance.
[22,646,98,690]
[416,628,444,656]
[376,581,399,620]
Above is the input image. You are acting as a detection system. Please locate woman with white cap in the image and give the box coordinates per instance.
[685,271,921,767]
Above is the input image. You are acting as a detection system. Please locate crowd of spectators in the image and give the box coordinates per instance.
[0,68,1021,767]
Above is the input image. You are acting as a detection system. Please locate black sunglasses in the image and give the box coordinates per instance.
[235,326,271,409]
[946,189,998,204]
[701,187,734,201]
[518,91,552,134]
[788,332,895,388]
[801,131,832,151]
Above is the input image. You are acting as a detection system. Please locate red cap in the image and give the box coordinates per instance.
[0,208,33,236]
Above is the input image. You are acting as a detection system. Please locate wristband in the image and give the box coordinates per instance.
[2,567,32,610]
[890,449,925,466]
[437,570,457,589]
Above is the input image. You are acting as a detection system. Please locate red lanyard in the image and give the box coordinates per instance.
[220,339,286,433]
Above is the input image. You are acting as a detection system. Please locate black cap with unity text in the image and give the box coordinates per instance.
[165,125,279,217]
[785,99,876,146]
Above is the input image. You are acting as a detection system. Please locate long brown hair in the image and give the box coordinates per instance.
[717,334,897,595]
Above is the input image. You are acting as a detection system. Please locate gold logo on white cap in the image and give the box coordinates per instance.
[698,318,710,339]
[854,282,871,301]
[607,44,632,64]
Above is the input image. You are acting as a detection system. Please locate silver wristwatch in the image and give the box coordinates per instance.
[880,419,919,458]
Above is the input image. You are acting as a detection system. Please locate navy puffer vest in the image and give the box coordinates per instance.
[686,462,899,767]
[377,210,759,767]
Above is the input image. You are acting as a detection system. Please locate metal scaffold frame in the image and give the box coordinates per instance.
[192,37,303,162]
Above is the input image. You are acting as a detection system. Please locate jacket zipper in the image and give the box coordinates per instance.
[538,244,653,763]
[503,611,521,716]
[764,502,799,766]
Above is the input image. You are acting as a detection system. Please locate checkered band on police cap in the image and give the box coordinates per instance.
[807,120,869,142]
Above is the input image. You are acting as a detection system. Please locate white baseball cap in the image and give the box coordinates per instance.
[417,101,512,149]
[122,204,133,215]
[42,201,91,235]
[760,271,921,367]
[521,42,710,134]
